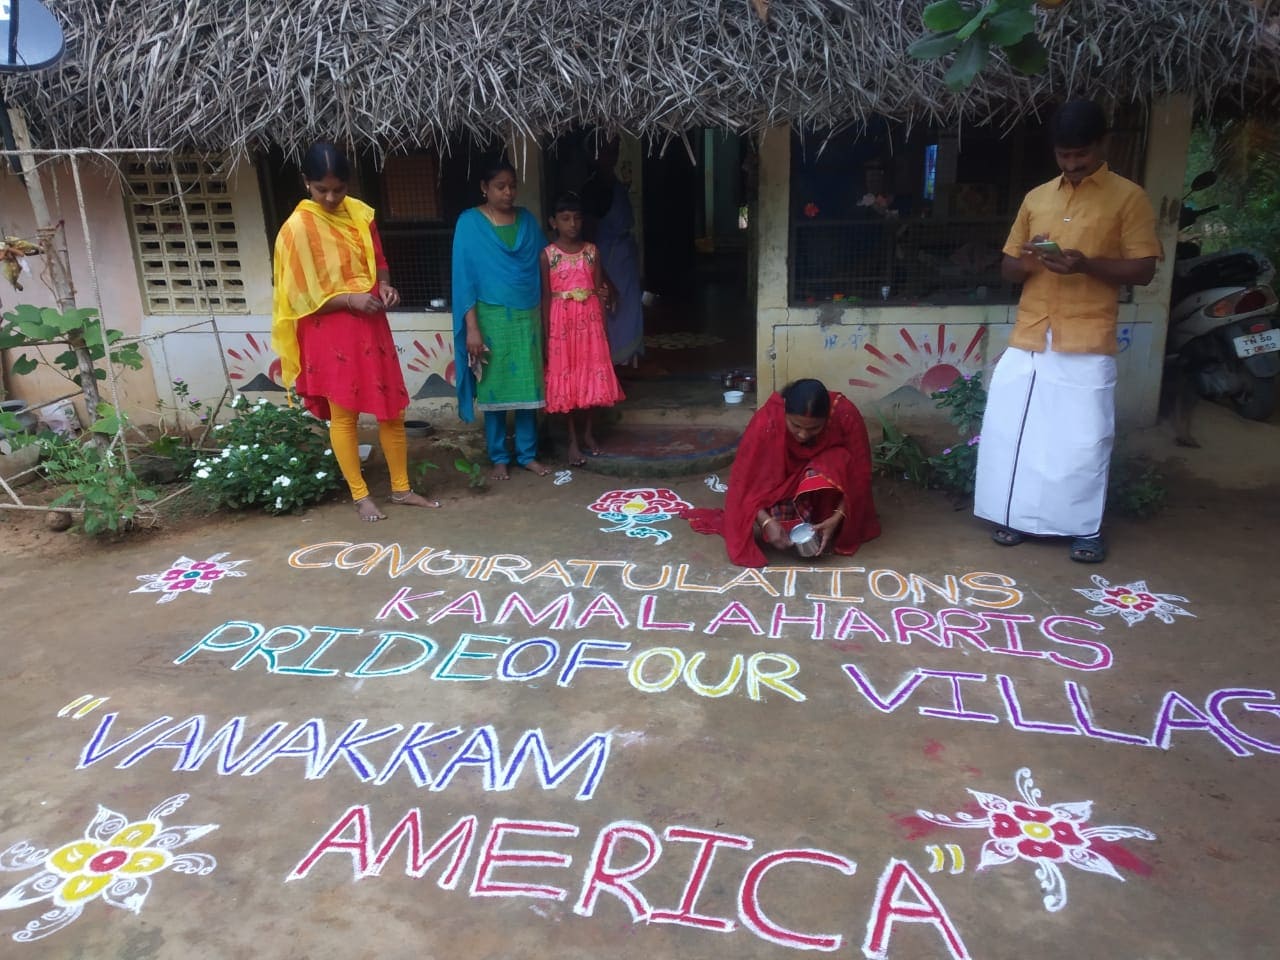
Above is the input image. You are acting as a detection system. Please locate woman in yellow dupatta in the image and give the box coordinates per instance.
[271,142,440,521]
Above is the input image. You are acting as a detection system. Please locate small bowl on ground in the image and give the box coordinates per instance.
[404,420,433,438]
[723,390,744,405]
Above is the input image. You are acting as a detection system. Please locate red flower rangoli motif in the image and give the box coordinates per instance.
[916,768,1155,912]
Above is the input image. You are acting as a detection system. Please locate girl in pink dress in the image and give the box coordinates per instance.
[541,193,625,465]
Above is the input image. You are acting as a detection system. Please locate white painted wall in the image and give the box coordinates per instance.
[0,158,157,423]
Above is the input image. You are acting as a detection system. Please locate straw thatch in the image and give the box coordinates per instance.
[2,0,1275,158]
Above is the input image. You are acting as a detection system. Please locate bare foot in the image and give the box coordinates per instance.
[582,432,601,456]
[354,497,386,522]
[567,444,586,467]
[522,460,551,476]
[490,464,510,481]
[390,490,442,508]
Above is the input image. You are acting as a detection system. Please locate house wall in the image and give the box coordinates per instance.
[146,154,547,428]
[754,95,1193,434]
[0,160,159,427]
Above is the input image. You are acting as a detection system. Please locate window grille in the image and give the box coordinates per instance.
[381,153,442,222]
[788,117,1147,307]
[378,224,453,308]
[124,159,248,314]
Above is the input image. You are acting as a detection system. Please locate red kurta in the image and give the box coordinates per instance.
[684,391,881,567]
[293,224,410,421]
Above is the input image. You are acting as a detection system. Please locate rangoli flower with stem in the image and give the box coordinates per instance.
[0,794,218,941]
[588,487,692,544]
[915,768,1155,912]
[132,552,249,603]
[1074,575,1193,626]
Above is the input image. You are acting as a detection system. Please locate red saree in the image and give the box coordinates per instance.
[684,391,880,567]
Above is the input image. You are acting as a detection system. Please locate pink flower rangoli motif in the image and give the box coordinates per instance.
[132,552,249,604]
[1075,575,1193,626]
[916,768,1155,912]
[588,487,692,544]
[0,795,218,941]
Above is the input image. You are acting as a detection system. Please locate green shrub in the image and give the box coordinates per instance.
[926,372,987,495]
[190,395,342,513]
[41,437,158,536]
[1108,459,1168,519]
[872,412,931,486]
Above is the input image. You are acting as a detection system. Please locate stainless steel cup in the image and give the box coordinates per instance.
[790,522,821,557]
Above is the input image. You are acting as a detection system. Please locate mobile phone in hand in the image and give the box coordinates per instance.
[1031,240,1062,255]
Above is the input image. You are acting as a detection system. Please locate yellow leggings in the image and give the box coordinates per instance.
[327,400,409,501]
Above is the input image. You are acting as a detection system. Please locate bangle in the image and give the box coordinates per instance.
[760,517,776,532]
[832,508,845,520]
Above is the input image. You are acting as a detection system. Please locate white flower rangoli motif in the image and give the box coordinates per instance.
[0,795,219,941]
[915,768,1155,912]
[1074,575,1193,626]
[132,552,249,604]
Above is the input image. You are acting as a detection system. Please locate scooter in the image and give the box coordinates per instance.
[1166,172,1279,427]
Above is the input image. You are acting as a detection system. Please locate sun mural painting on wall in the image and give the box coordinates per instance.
[915,768,1156,913]
[406,333,457,399]
[848,324,985,399]
[588,488,693,544]
[225,333,284,392]
[0,795,219,942]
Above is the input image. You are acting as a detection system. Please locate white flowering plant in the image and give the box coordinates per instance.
[190,395,341,514]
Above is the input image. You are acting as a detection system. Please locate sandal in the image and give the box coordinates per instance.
[992,527,1025,546]
[1070,536,1107,564]
[354,497,386,522]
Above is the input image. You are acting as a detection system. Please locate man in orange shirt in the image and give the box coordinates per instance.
[974,100,1161,563]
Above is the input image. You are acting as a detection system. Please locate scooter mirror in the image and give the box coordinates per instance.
[1190,170,1218,192]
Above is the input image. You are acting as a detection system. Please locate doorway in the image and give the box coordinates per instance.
[542,128,757,386]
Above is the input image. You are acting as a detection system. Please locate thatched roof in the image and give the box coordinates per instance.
[3,0,1275,158]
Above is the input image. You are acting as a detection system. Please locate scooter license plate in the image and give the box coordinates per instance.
[1232,328,1280,358]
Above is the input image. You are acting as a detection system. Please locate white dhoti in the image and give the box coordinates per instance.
[974,341,1116,537]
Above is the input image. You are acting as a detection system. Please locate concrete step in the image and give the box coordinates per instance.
[555,377,754,478]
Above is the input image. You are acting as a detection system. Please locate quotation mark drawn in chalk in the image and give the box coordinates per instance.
[553,469,573,485]
[704,474,728,493]
[57,695,109,719]
[925,844,965,874]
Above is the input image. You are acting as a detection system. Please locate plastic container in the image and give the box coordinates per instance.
[403,420,433,437]
[723,390,744,405]
[357,444,373,462]
[789,522,822,557]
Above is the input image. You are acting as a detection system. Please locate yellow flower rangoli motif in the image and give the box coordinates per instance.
[0,795,218,942]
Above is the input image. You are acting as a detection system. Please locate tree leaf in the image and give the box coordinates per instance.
[1004,34,1049,75]
[12,354,39,375]
[945,34,992,89]
[985,7,1036,47]
[15,317,57,340]
[954,2,995,41]
[908,30,963,60]
[922,0,972,32]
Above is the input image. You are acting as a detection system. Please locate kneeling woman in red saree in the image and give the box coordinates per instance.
[685,379,880,567]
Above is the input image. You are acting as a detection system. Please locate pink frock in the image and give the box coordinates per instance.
[544,243,625,413]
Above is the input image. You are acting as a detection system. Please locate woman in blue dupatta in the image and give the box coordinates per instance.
[452,160,549,479]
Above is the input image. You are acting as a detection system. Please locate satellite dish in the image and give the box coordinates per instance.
[0,0,66,73]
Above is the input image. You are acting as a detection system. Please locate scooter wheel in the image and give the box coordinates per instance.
[1233,372,1277,421]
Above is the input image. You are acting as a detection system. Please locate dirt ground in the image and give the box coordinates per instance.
[0,402,1277,960]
